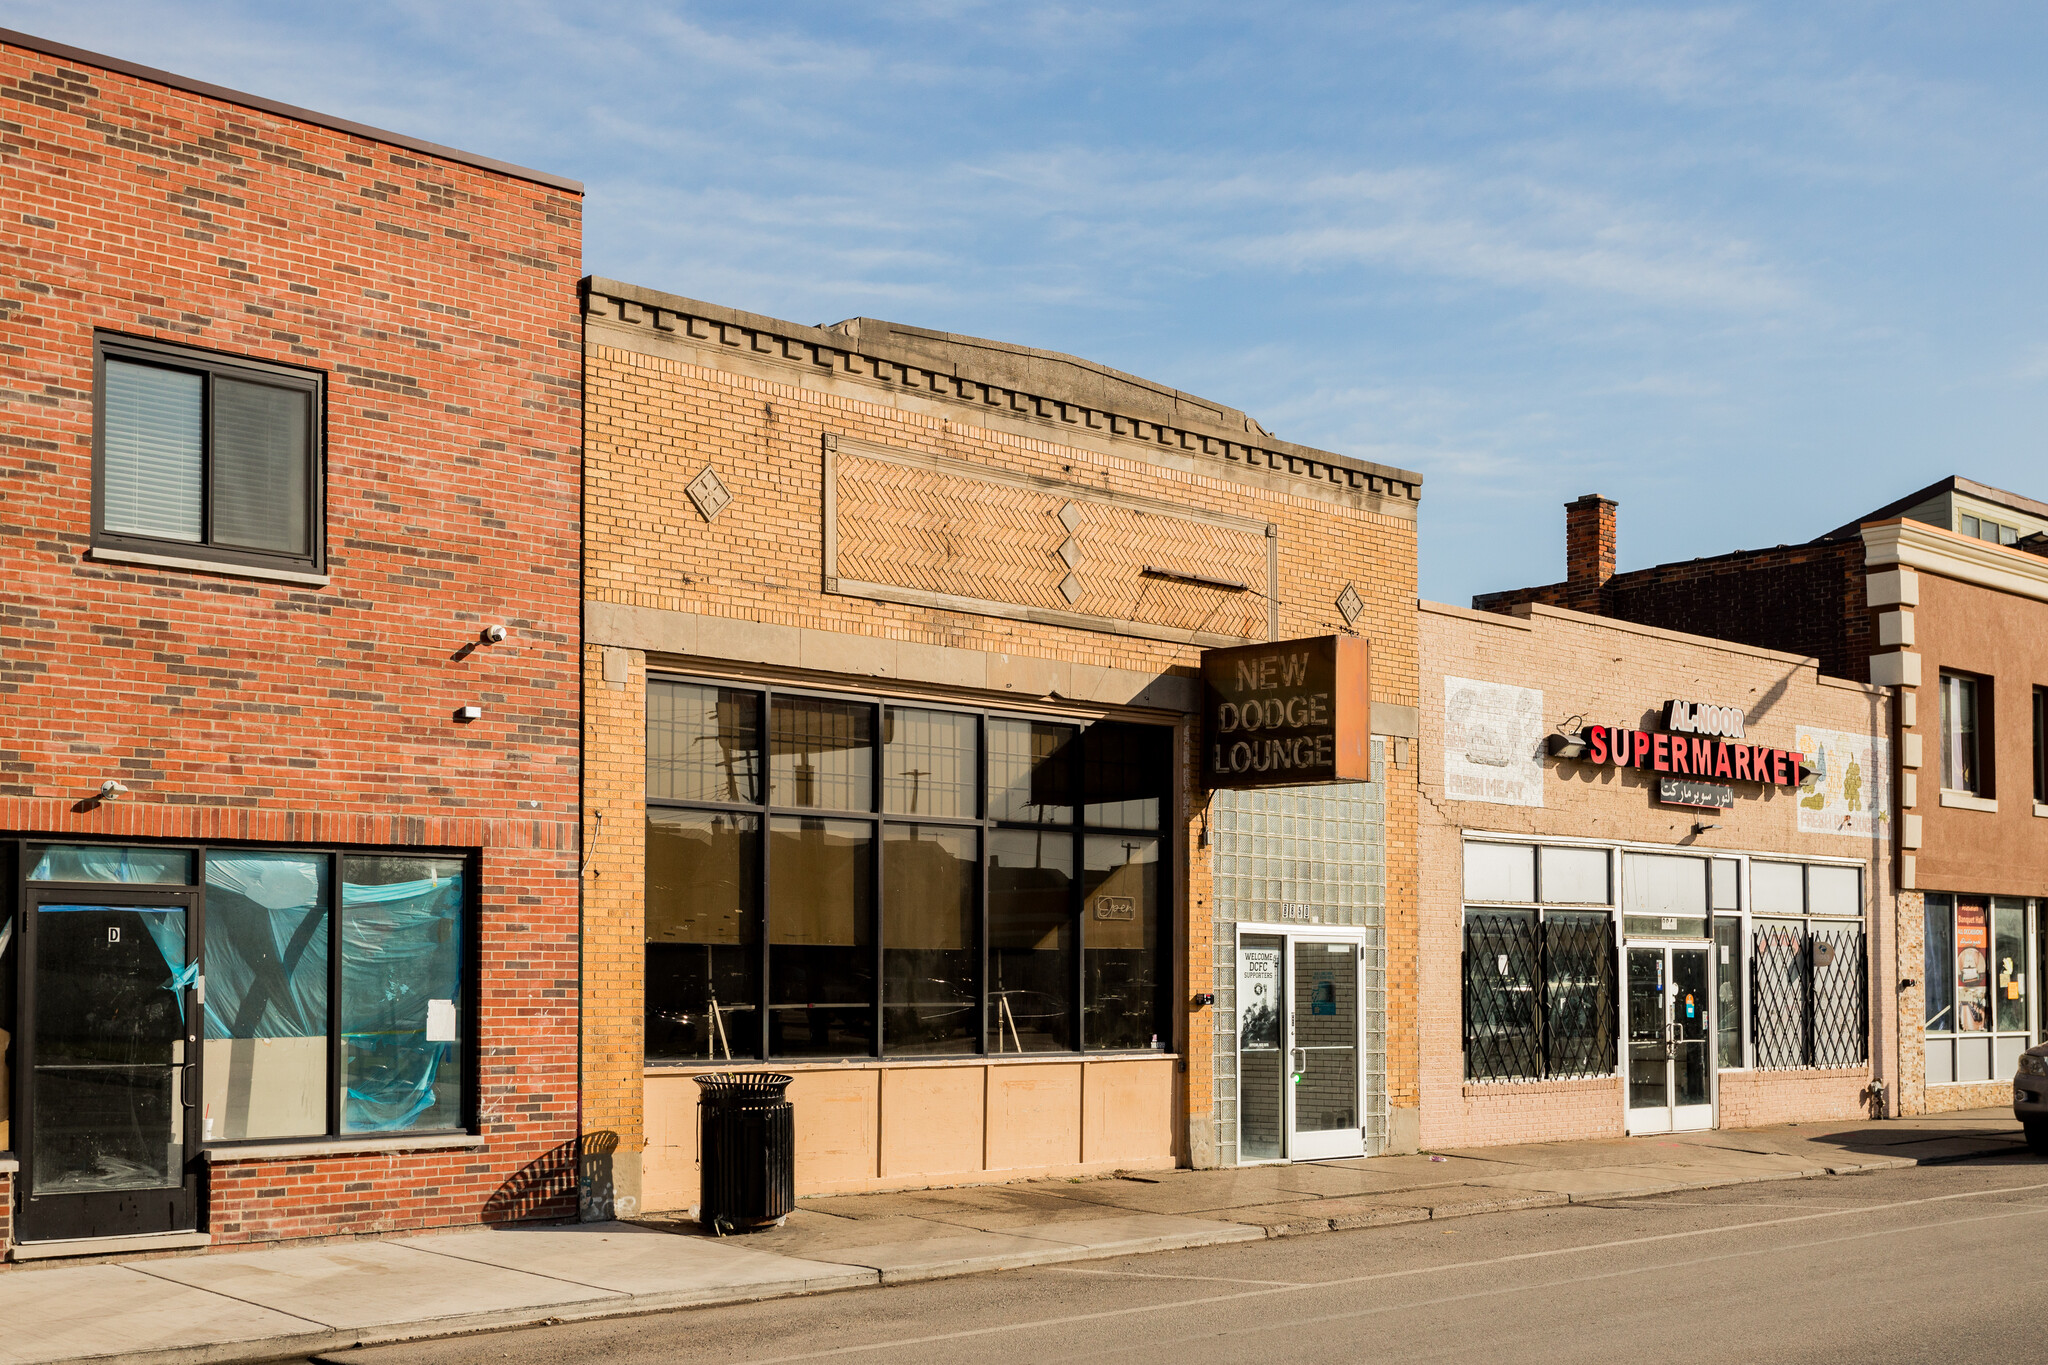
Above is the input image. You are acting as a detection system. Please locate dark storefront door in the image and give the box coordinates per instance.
[15,892,201,1242]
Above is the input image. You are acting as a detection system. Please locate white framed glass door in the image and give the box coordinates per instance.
[1623,943,1714,1135]
[1236,929,1365,1162]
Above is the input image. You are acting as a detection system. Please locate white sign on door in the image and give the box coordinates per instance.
[1238,947,1281,1051]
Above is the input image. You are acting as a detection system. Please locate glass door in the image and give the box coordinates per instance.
[16,891,202,1242]
[1236,932,1366,1163]
[1624,944,1715,1136]
[1287,938,1363,1160]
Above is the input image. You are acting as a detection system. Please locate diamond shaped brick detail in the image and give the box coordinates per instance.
[1058,538,1081,569]
[685,465,732,522]
[1060,573,1083,604]
[1057,501,1082,534]
[1336,582,1363,627]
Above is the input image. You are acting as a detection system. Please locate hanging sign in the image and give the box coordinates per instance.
[1202,635,1371,789]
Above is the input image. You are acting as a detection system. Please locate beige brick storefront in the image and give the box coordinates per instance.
[579,279,1422,1214]
[1420,601,1899,1148]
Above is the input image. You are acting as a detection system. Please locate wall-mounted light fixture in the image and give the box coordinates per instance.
[454,705,483,722]
[1546,732,1589,760]
[1692,822,1722,836]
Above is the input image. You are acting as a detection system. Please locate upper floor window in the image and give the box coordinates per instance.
[1959,513,2019,546]
[2035,686,2047,806]
[94,335,324,576]
[1941,671,1984,795]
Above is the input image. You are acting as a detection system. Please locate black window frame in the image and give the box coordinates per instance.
[641,673,1177,1063]
[92,332,327,578]
[8,837,479,1149]
[2034,686,2047,806]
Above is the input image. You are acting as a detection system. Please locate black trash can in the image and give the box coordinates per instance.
[695,1072,795,1233]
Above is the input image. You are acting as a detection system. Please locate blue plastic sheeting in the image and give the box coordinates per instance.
[341,869,463,1132]
[29,844,192,885]
[203,852,328,1042]
[122,906,194,1020]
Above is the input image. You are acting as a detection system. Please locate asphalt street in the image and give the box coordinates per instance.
[311,1155,2048,1365]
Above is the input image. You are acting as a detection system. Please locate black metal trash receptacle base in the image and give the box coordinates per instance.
[695,1071,795,1234]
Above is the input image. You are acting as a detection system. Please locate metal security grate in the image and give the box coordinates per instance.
[1464,911,1540,1081]
[1751,922,1807,1070]
[1752,921,1866,1070]
[1810,924,1868,1068]
[1544,912,1617,1079]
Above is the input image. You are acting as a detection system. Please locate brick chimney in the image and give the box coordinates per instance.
[1564,494,1617,615]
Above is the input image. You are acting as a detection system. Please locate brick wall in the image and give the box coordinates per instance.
[0,38,582,1247]
[1476,534,1872,684]
[580,287,1421,1191]
[1419,600,1896,1148]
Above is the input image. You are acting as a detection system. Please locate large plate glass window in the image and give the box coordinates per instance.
[642,680,1173,1061]
[94,335,323,576]
[1924,892,2037,1085]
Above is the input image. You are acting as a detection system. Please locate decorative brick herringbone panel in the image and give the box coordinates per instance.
[834,452,1268,639]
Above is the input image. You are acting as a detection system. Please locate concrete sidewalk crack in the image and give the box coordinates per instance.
[122,1264,335,1333]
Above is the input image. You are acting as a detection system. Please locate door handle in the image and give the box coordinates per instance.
[1291,1048,1307,1075]
[179,1062,195,1108]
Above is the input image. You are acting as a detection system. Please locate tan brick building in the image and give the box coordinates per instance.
[578,277,1422,1213]
[1422,598,1897,1146]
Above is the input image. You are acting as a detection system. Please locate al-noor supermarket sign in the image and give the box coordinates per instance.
[1547,699,1809,811]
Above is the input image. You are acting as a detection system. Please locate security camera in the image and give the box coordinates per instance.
[483,624,508,644]
[98,779,129,800]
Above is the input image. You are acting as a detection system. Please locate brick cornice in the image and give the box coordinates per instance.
[581,277,1422,517]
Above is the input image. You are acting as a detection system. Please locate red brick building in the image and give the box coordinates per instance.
[0,29,583,1258]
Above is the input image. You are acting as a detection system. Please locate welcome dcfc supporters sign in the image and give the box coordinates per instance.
[1201,635,1371,789]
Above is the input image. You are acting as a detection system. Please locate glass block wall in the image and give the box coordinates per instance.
[1209,740,1388,1163]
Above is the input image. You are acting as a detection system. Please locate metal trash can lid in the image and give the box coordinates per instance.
[693,1072,794,1096]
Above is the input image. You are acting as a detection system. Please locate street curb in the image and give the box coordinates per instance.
[30,1140,2027,1365]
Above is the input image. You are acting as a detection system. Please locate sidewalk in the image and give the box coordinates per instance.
[1,1109,2028,1365]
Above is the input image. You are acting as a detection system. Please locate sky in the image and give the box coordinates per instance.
[11,3,2048,604]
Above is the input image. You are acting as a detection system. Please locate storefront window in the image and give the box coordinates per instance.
[1714,916,1743,1069]
[1083,835,1162,1050]
[988,828,1073,1052]
[1955,896,1990,1032]
[1747,863,1866,1072]
[767,816,874,1057]
[1924,893,2038,1086]
[644,679,1172,1061]
[14,844,471,1144]
[883,824,977,1055]
[1994,899,2027,1034]
[1924,895,1955,1032]
[202,851,329,1140]
[1461,844,1616,1083]
[645,810,759,1061]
